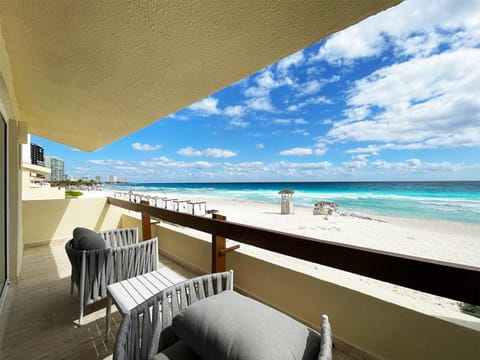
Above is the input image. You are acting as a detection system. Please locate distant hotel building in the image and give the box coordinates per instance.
[45,156,65,182]
[21,135,63,200]
[30,143,45,166]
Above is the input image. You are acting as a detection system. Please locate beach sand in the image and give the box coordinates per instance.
[86,189,480,327]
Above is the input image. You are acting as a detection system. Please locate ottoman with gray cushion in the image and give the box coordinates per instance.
[113,270,332,360]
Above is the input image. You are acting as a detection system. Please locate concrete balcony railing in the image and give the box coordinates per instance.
[21,197,480,360]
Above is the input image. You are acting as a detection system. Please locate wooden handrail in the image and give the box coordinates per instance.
[107,196,480,305]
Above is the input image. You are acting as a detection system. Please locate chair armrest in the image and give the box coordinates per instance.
[318,314,332,360]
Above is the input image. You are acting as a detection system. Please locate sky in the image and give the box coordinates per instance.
[32,0,480,183]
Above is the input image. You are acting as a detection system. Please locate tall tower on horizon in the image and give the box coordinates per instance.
[45,156,65,182]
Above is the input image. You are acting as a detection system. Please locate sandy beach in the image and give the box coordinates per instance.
[87,189,480,326]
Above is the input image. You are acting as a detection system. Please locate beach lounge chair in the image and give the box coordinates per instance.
[113,270,332,360]
[65,227,158,325]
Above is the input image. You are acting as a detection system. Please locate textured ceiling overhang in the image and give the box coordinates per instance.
[0,1,400,151]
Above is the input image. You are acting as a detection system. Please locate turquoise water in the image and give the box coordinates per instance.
[107,181,480,224]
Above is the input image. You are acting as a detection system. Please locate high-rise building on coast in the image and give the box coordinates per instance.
[30,143,44,167]
[45,156,65,182]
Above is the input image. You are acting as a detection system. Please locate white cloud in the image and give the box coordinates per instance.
[131,142,162,151]
[188,97,221,115]
[229,118,249,128]
[256,70,279,89]
[297,80,323,97]
[273,160,331,170]
[243,70,278,112]
[353,154,369,161]
[311,20,386,64]
[224,105,246,117]
[166,113,189,121]
[140,157,217,169]
[294,118,308,125]
[244,85,270,98]
[277,50,304,75]
[313,143,327,156]
[177,147,202,156]
[343,106,371,121]
[256,143,265,149]
[88,159,126,166]
[243,68,295,112]
[203,148,237,158]
[291,129,310,136]
[280,147,313,156]
[273,118,307,126]
[287,96,332,112]
[177,147,237,158]
[311,0,480,64]
[245,97,274,111]
[343,160,367,169]
[371,159,464,173]
[327,48,480,150]
[273,119,291,125]
[245,70,282,98]
[345,142,450,155]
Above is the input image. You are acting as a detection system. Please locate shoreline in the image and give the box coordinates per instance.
[104,180,480,224]
[96,189,480,267]
[197,193,480,267]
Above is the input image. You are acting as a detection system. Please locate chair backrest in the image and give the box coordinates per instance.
[114,270,233,360]
[99,227,138,248]
[65,236,158,305]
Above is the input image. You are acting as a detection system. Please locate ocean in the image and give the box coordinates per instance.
[106,181,480,224]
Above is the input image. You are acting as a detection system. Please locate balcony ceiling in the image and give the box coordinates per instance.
[0,1,400,151]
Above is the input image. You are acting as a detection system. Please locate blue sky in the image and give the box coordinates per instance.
[32,0,480,182]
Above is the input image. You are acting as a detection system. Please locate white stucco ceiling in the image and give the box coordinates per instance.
[0,1,400,151]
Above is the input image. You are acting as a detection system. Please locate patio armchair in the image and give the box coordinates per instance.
[113,270,332,360]
[65,227,158,325]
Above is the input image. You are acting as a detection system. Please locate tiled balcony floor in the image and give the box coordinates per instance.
[0,242,198,360]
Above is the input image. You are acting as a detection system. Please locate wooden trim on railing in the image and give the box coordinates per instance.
[212,213,227,273]
[107,196,480,305]
[141,200,152,240]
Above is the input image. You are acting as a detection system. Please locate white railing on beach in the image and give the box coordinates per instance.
[112,191,207,216]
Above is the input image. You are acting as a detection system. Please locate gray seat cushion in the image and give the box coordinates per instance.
[172,290,321,360]
[72,227,106,250]
[152,340,201,360]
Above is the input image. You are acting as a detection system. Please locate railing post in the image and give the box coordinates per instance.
[211,214,241,273]
[212,213,227,273]
[141,200,152,240]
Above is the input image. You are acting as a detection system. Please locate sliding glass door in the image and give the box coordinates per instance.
[0,113,6,296]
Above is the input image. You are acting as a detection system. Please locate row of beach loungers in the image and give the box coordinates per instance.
[113,191,208,216]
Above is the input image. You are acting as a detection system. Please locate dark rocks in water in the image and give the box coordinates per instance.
[313,201,339,215]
